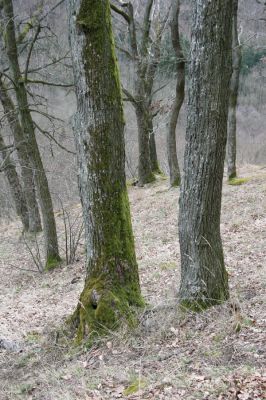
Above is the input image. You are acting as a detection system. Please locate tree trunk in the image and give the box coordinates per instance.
[178,0,233,309]
[135,103,156,185]
[0,133,29,230]
[2,0,60,269]
[148,115,160,174]
[227,0,241,180]
[0,77,42,233]
[68,0,143,342]
[167,0,185,187]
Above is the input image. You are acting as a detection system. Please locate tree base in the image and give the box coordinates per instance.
[179,287,229,312]
[45,255,62,271]
[228,172,237,181]
[170,176,181,187]
[138,172,156,187]
[68,276,144,345]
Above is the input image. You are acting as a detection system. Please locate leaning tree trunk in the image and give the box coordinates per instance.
[68,0,143,342]
[227,0,241,180]
[167,0,185,187]
[178,0,233,309]
[0,77,42,233]
[2,0,60,269]
[0,133,29,230]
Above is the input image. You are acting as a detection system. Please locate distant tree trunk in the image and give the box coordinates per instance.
[0,133,29,230]
[68,0,143,341]
[227,0,241,180]
[2,0,60,269]
[0,77,42,233]
[178,0,233,309]
[148,109,160,174]
[167,0,185,187]
[135,103,156,185]
[113,0,162,184]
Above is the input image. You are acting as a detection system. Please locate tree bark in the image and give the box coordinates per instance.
[178,0,233,309]
[68,0,143,342]
[167,0,185,187]
[227,0,241,180]
[135,103,156,185]
[149,121,160,174]
[0,77,42,233]
[0,133,29,230]
[2,0,60,269]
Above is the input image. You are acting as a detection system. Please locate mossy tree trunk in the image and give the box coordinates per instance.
[0,77,42,233]
[178,0,233,310]
[227,0,241,181]
[167,0,185,187]
[68,0,143,341]
[0,132,29,230]
[2,0,60,268]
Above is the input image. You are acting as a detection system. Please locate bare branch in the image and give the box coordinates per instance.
[24,23,41,82]
[33,121,76,155]
[110,3,130,23]
[122,86,137,105]
[25,78,74,88]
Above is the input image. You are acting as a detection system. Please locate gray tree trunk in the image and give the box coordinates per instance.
[0,133,29,230]
[178,0,233,309]
[2,0,60,269]
[0,77,42,233]
[227,0,241,180]
[167,0,185,187]
[135,104,156,185]
[68,0,143,341]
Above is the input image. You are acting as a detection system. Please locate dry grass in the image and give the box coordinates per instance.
[0,165,265,400]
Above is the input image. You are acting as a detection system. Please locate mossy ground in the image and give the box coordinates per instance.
[228,177,250,185]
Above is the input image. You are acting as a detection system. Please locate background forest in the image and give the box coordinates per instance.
[0,0,265,215]
[0,0,265,399]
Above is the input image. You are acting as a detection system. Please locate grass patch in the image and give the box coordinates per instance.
[159,261,176,270]
[123,378,147,396]
[228,177,250,186]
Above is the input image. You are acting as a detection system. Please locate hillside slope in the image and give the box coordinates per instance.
[0,165,265,399]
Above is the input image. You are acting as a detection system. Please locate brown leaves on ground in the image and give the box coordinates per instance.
[0,165,265,399]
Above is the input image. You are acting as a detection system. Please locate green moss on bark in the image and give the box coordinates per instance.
[179,287,229,312]
[70,1,143,343]
[45,254,61,271]
[70,273,143,345]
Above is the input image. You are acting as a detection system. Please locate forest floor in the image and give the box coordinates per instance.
[0,165,265,400]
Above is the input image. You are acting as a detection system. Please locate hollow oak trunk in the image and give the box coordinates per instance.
[227,0,241,180]
[2,0,60,268]
[0,133,29,230]
[0,77,42,233]
[178,0,233,309]
[68,0,143,342]
[167,0,185,187]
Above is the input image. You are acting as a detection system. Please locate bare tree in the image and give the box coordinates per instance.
[68,0,143,341]
[178,0,233,309]
[0,132,29,230]
[167,0,185,187]
[1,0,61,269]
[227,0,242,180]
[0,77,42,233]
[111,0,169,185]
